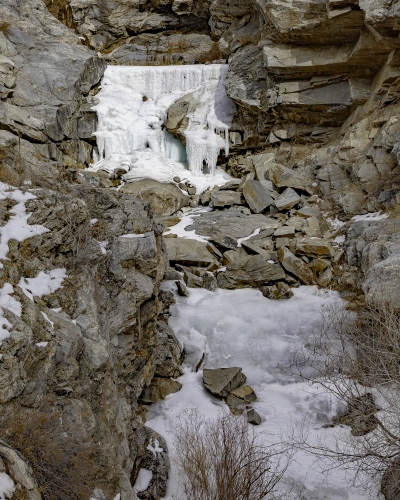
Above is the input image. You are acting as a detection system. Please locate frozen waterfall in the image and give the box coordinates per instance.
[91,64,236,192]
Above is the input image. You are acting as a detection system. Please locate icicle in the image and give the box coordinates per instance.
[91,64,236,191]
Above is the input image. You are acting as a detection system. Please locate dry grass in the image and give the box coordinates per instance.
[0,401,112,500]
[0,22,10,37]
[173,408,291,500]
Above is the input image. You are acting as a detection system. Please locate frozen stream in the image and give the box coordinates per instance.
[147,285,370,500]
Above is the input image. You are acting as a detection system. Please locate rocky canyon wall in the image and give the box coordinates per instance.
[1,0,400,498]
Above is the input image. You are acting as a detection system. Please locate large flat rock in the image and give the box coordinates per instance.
[185,208,279,244]
[242,179,274,213]
[217,254,286,289]
[120,179,190,216]
[164,238,217,267]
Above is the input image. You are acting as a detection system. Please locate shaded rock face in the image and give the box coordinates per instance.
[49,0,221,65]
[212,0,400,146]
[0,0,106,170]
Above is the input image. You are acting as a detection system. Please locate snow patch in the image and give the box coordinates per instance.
[146,439,164,458]
[0,472,14,500]
[352,211,389,221]
[18,269,67,302]
[0,283,21,317]
[133,469,153,493]
[146,286,367,499]
[35,341,48,348]
[237,227,261,247]
[119,233,146,239]
[0,183,49,260]
[41,312,54,328]
[163,208,211,242]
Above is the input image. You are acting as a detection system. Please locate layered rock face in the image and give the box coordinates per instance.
[49,0,223,65]
[212,0,400,146]
[0,0,106,170]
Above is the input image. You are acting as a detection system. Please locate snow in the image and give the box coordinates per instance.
[0,183,49,260]
[133,469,153,493]
[352,211,389,221]
[35,341,48,348]
[0,312,12,346]
[0,472,14,500]
[98,241,108,254]
[326,216,346,231]
[41,311,54,328]
[237,227,261,247]
[147,285,368,499]
[18,269,67,302]
[90,65,235,193]
[146,438,164,458]
[0,283,20,345]
[0,283,21,317]
[334,235,346,244]
[163,208,211,242]
[119,233,146,239]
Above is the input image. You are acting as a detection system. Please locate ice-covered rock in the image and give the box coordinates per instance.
[92,64,236,190]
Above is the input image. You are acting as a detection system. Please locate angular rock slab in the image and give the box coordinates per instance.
[164,238,217,267]
[247,408,262,425]
[277,246,314,285]
[226,385,257,409]
[120,179,190,216]
[242,180,274,213]
[210,190,244,208]
[218,256,286,289]
[274,187,301,211]
[203,367,246,398]
[296,237,332,257]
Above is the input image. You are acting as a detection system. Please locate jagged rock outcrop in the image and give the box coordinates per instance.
[0,0,106,170]
[48,0,222,65]
[0,141,183,499]
[210,0,400,148]
[0,2,185,497]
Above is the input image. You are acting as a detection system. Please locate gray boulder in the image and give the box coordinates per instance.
[246,408,262,425]
[277,246,314,285]
[164,238,217,267]
[296,237,332,257]
[218,255,285,289]
[120,180,190,216]
[203,367,246,398]
[0,440,41,500]
[210,190,245,208]
[274,188,301,211]
[140,377,182,404]
[226,385,257,409]
[261,282,293,300]
[242,180,274,213]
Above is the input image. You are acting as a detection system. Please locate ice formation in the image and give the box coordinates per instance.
[91,64,236,192]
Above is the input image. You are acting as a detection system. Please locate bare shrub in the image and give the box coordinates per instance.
[173,408,291,500]
[59,202,99,268]
[0,401,112,500]
[291,301,400,495]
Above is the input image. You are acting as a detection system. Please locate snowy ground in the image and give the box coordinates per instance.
[147,285,376,500]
